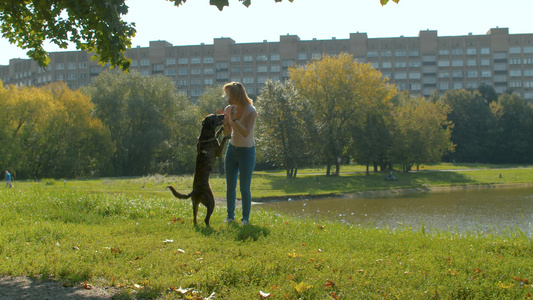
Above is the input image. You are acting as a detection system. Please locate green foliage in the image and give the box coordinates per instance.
[257,80,315,177]
[87,71,197,176]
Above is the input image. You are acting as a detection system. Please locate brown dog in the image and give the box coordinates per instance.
[167,114,229,226]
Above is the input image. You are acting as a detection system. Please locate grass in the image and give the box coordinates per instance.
[0,163,532,299]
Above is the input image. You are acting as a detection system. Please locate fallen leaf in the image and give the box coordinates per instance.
[474,268,483,273]
[163,239,174,243]
[205,291,216,299]
[330,291,340,300]
[285,274,294,281]
[324,279,336,287]
[110,247,122,254]
[174,286,193,294]
[294,281,312,294]
[513,276,530,285]
[177,249,185,253]
[81,281,93,290]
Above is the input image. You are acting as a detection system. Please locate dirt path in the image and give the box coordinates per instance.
[0,276,117,300]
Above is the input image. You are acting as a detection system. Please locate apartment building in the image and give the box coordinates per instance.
[1,27,532,102]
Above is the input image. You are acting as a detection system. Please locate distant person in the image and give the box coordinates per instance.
[217,82,257,225]
[5,170,13,188]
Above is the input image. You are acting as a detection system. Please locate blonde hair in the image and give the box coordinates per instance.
[223,82,253,106]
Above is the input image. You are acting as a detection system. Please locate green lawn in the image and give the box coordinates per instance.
[1,164,532,299]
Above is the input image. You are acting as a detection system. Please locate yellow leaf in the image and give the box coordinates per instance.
[294,281,313,294]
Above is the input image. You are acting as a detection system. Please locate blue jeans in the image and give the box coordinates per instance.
[225,144,255,222]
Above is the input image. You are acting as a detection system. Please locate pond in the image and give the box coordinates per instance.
[258,186,533,235]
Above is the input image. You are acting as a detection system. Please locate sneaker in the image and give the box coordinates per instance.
[223,218,234,224]
[241,220,249,226]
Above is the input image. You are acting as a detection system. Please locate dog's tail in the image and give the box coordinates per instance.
[167,186,192,199]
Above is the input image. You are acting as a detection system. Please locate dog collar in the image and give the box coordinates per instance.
[199,137,217,143]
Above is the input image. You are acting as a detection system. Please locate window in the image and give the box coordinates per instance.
[55,74,64,80]
[438,60,450,67]
[216,62,228,69]
[257,77,267,83]
[67,63,76,70]
[177,79,188,86]
[311,53,321,59]
[452,60,463,67]
[178,68,188,75]
[166,58,176,66]
[422,77,436,84]
[56,63,65,70]
[370,62,379,69]
[270,65,281,72]
[256,55,268,61]
[230,55,240,62]
[191,79,201,85]
[141,59,150,66]
[243,55,253,62]
[494,52,507,59]
[409,50,419,57]
[510,81,522,88]
[270,54,280,61]
[191,90,201,97]
[481,70,492,77]
[257,66,268,73]
[509,58,522,65]
[79,62,87,69]
[481,59,491,66]
[204,68,214,75]
[282,60,295,68]
[409,72,421,79]
[153,64,163,71]
[467,70,478,78]
[381,50,392,57]
[439,82,449,90]
[467,59,477,66]
[466,82,478,89]
[524,47,533,53]
[231,67,240,73]
[423,55,436,62]
[203,57,214,63]
[243,66,254,73]
[204,79,214,85]
[466,48,477,55]
[494,63,507,71]
[453,71,463,78]
[453,82,463,89]
[524,69,533,76]
[67,73,76,80]
[494,74,507,82]
[298,53,308,60]
[191,57,201,64]
[409,61,421,68]
[166,69,175,76]
[524,81,533,88]
[510,70,522,77]
[243,77,254,84]
[395,50,406,57]
[131,60,138,67]
[395,61,407,68]
[382,62,392,68]
[509,47,521,54]
[191,68,201,75]
[438,49,450,56]
[452,49,463,55]
[480,48,490,55]
[525,58,533,65]
[438,71,450,78]
[178,58,188,64]
[367,51,378,57]
[394,72,407,80]
[409,83,421,90]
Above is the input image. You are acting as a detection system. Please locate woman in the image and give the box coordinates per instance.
[217,82,257,225]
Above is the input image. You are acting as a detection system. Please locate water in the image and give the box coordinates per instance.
[258,186,533,234]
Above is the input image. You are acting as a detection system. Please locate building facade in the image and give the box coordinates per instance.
[1,27,533,102]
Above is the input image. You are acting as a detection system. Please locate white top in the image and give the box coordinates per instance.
[228,104,256,148]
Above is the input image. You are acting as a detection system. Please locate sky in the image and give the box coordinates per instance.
[1,0,532,65]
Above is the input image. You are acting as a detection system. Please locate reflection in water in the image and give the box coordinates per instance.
[258,186,533,234]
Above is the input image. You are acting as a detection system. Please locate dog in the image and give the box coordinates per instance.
[167,114,230,226]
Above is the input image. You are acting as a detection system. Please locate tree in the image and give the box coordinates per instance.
[289,53,395,176]
[438,89,493,163]
[389,94,455,172]
[87,71,197,176]
[0,82,112,178]
[0,0,397,70]
[489,93,533,164]
[256,79,314,178]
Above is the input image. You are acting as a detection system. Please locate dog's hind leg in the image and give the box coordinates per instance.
[192,198,200,225]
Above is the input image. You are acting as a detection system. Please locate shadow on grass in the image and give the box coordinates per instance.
[259,170,476,200]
